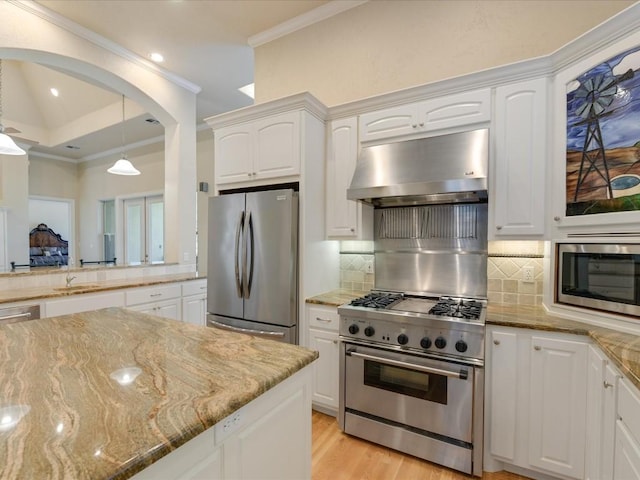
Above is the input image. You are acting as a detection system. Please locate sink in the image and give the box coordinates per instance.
[53,284,102,291]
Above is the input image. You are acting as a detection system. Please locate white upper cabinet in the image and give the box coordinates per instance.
[491,78,547,238]
[359,88,491,144]
[214,111,301,185]
[325,117,372,239]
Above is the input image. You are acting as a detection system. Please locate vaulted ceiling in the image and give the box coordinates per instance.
[2,0,332,161]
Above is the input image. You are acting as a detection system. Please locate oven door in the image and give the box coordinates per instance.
[343,342,473,442]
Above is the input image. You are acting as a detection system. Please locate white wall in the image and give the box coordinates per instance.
[254,0,634,106]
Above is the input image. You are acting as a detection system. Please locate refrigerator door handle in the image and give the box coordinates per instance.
[246,211,254,298]
[241,211,249,299]
[234,211,244,298]
[207,318,286,339]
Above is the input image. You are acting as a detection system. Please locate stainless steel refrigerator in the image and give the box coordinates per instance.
[206,188,298,344]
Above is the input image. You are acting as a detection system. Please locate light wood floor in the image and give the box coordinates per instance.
[312,411,531,480]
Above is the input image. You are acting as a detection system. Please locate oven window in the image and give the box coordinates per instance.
[561,252,640,305]
[364,360,447,404]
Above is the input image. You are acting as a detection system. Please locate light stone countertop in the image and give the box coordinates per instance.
[306,290,640,392]
[0,308,318,479]
[0,273,204,305]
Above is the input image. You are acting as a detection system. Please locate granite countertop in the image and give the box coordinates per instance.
[305,289,368,307]
[0,273,204,305]
[0,308,318,479]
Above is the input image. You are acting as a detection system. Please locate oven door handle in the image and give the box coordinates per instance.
[347,350,468,380]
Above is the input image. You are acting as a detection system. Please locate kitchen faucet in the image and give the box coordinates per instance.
[65,257,76,287]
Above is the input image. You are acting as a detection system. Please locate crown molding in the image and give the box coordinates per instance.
[204,92,328,130]
[9,0,202,94]
[248,0,368,48]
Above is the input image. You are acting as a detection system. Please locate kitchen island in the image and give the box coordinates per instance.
[0,308,317,479]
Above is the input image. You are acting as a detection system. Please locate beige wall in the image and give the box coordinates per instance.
[254,0,634,106]
[196,133,215,277]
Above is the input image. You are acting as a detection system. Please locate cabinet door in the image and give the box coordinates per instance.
[182,294,206,326]
[129,299,180,321]
[614,420,640,480]
[223,388,310,480]
[45,291,125,317]
[488,329,519,461]
[359,104,418,143]
[418,88,491,132]
[308,328,339,411]
[603,362,621,478]
[528,335,588,478]
[326,117,372,239]
[585,346,606,480]
[215,123,253,184]
[492,78,547,238]
[253,111,300,179]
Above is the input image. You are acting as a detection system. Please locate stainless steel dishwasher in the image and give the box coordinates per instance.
[0,304,40,325]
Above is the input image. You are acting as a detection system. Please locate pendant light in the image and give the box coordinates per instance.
[0,59,26,156]
[107,94,140,175]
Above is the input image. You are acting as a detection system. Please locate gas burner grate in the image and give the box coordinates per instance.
[428,298,483,320]
[349,292,402,309]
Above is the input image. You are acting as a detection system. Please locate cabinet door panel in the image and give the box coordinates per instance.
[419,88,490,132]
[215,125,253,184]
[326,117,359,237]
[182,295,206,326]
[359,104,417,142]
[493,78,546,237]
[614,421,640,480]
[528,336,587,478]
[489,329,518,461]
[308,328,339,410]
[253,111,300,179]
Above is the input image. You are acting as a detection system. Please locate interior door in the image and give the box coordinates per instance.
[124,197,145,264]
[243,189,297,327]
[207,193,245,319]
[146,195,164,263]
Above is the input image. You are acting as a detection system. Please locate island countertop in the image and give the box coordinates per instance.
[0,308,318,479]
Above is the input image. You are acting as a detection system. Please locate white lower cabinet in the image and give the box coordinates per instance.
[45,291,125,317]
[306,304,339,414]
[614,378,640,479]
[131,365,312,480]
[126,284,182,321]
[586,345,621,480]
[486,326,588,479]
[181,279,207,326]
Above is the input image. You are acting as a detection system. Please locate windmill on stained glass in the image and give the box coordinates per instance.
[572,70,634,201]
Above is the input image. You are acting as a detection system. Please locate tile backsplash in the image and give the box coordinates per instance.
[487,241,545,306]
[340,240,547,305]
[339,253,375,292]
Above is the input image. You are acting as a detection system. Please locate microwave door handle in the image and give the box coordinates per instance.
[234,211,244,298]
[347,350,468,380]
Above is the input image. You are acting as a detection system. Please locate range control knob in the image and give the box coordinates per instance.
[397,333,409,345]
[435,336,447,349]
[364,326,375,337]
[420,337,432,349]
[455,340,468,353]
[348,324,359,335]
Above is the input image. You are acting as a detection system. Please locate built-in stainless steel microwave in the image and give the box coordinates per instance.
[556,243,640,318]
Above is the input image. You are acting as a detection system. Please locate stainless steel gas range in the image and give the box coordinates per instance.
[338,128,489,477]
[338,293,485,476]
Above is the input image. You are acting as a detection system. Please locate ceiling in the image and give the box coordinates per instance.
[2,0,333,161]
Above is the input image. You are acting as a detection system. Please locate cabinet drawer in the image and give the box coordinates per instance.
[619,378,640,445]
[182,279,207,297]
[126,284,181,306]
[307,305,339,330]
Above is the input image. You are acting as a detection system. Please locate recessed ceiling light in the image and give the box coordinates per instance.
[149,52,164,63]
[50,88,59,97]
[238,83,255,99]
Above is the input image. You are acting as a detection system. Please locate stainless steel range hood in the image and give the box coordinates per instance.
[347,128,488,207]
